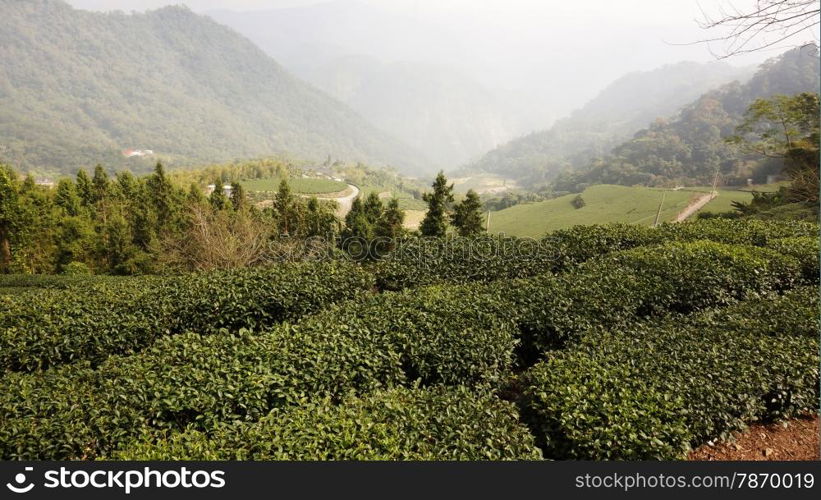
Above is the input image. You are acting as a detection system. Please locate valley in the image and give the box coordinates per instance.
[0,0,818,467]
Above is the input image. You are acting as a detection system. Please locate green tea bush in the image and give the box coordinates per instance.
[0,284,518,459]
[157,261,375,335]
[112,386,542,461]
[656,218,818,246]
[689,286,819,339]
[519,288,819,460]
[373,235,560,291]
[373,219,817,291]
[510,241,802,356]
[290,284,519,387]
[0,273,151,290]
[592,241,801,314]
[767,237,820,283]
[0,262,374,373]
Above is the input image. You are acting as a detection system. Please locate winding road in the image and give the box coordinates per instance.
[313,184,360,219]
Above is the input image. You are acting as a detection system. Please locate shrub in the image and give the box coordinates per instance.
[518,288,819,460]
[61,261,92,276]
[0,262,373,373]
[656,218,818,246]
[373,235,560,291]
[689,286,819,339]
[545,224,663,270]
[592,241,801,314]
[511,241,802,356]
[111,386,542,461]
[767,237,820,283]
[0,284,518,459]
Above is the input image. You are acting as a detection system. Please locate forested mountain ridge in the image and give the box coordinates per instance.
[553,46,820,191]
[0,0,424,175]
[463,61,754,183]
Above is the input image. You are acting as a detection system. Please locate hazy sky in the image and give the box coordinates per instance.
[65,0,788,69]
[64,0,811,128]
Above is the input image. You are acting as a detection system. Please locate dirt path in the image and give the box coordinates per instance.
[689,416,819,461]
[314,184,360,218]
[674,192,717,222]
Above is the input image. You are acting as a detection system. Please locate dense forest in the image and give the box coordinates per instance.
[0,0,423,175]
[553,46,820,190]
[467,47,819,189]
[464,61,752,182]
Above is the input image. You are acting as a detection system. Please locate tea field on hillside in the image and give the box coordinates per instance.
[0,219,818,460]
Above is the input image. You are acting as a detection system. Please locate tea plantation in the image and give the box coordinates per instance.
[0,219,818,460]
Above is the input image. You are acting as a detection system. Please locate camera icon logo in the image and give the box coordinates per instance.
[6,467,35,494]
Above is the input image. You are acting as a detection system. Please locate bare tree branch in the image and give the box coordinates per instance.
[685,0,820,58]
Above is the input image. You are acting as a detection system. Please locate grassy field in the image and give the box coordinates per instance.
[488,185,706,237]
[487,184,787,237]
[451,174,519,194]
[240,177,348,194]
[698,189,754,214]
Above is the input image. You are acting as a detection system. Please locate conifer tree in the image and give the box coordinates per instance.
[75,169,93,206]
[230,182,247,211]
[55,179,82,217]
[209,178,229,211]
[147,163,178,230]
[420,171,454,237]
[0,166,20,272]
[273,180,299,234]
[187,183,206,205]
[451,189,485,236]
[363,191,383,224]
[91,165,110,204]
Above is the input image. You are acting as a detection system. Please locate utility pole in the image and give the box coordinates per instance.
[711,169,720,197]
[653,191,666,227]
[486,211,491,232]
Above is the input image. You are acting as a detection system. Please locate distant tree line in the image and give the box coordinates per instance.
[0,163,488,275]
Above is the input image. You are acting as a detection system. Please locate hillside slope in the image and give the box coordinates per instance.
[553,46,820,190]
[0,0,422,174]
[465,61,753,183]
[488,184,755,237]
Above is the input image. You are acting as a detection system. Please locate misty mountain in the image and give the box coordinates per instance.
[0,0,423,174]
[551,46,821,190]
[207,2,525,169]
[463,61,754,183]
[302,56,519,168]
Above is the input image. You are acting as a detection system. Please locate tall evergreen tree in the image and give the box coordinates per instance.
[115,171,138,201]
[420,171,454,237]
[187,183,206,205]
[363,191,384,224]
[75,169,93,206]
[146,163,178,230]
[230,182,247,212]
[91,165,110,204]
[304,197,339,238]
[0,166,21,272]
[343,196,373,241]
[55,179,82,217]
[209,178,229,211]
[273,180,299,234]
[376,198,405,239]
[451,189,485,236]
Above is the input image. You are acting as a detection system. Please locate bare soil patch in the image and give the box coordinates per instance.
[689,415,819,461]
